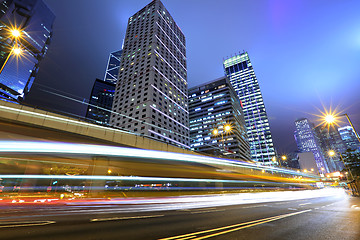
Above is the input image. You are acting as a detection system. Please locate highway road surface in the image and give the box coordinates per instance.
[0,189,359,240]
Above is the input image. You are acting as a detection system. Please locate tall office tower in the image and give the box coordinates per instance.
[189,77,250,160]
[110,0,189,148]
[223,52,275,164]
[104,50,123,84]
[0,0,54,103]
[86,50,122,125]
[86,79,115,125]
[314,126,347,171]
[338,126,360,152]
[294,118,329,173]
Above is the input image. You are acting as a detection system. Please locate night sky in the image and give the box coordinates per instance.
[25,0,360,153]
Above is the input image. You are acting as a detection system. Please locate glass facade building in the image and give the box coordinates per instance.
[86,50,122,125]
[315,126,346,172]
[86,79,115,126]
[110,0,189,148]
[338,126,360,153]
[294,118,329,173]
[0,0,54,103]
[104,50,122,84]
[189,77,250,160]
[223,52,275,164]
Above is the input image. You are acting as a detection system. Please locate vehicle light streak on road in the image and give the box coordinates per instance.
[0,141,319,179]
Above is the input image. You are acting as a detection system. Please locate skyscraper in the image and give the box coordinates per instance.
[189,77,250,160]
[0,0,54,103]
[223,52,275,164]
[294,118,329,173]
[104,50,123,84]
[110,0,189,148]
[338,126,360,152]
[86,79,115,126]
[315,125,346,171]
[85,50,122,125]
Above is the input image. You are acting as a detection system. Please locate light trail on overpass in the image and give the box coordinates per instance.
[0,141,323,197]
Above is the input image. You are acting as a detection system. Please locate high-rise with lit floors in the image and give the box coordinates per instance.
[110,0,189,148]
[189,77,250,160]
[338,126,360,152]
[0,0,54,103]
[223,52,275,164]
[294,118,329,173]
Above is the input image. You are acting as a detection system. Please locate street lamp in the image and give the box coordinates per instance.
[0,46,22,75]
[0,28,23,75]
[324,113,360,144]
[212,124,232,154]
[10,29,21,38]
[328,150,353,181]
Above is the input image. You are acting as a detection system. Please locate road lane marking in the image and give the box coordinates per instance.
[241,204,268,209]
[299,203,311,206]
[288,208,297,211]
[91,214,164,222]
[0,221,56,228]
[159,209,312,240]
[190,210,223,214]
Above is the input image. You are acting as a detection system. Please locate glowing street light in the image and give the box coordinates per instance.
[0,27,23,76]
[10,29,21,38]
[327,150,353,181]
[12,47,22,55]
[212,124,232,155]
[0,46,23,75]
[322,113,360,144]
[328,150,335,157]
[324,114,335,124]
[281,155,287,161]
[224,125,231,132]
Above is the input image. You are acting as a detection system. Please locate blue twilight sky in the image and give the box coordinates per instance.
[26,0,360,152]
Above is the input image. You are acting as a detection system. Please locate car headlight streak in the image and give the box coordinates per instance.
[0,141,319,179]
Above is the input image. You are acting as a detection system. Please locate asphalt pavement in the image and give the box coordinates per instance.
[0,189,359,240]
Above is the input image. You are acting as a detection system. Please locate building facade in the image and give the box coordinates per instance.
[315,125,346,171]
[294,118,329,173]
[338,126,360,153]
[110,0,189,148]
[85,50,122,125]
[104,50,123,84]
[0,0,54,103]
[223,52,275,164]
[86,79,115,126]
[189,77,250,160]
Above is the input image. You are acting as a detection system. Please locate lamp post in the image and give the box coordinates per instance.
[328,150,353,181]
[0,46,22,75]
[0,28,22,75]
[212,124,232,155]
[324,113,360,144]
